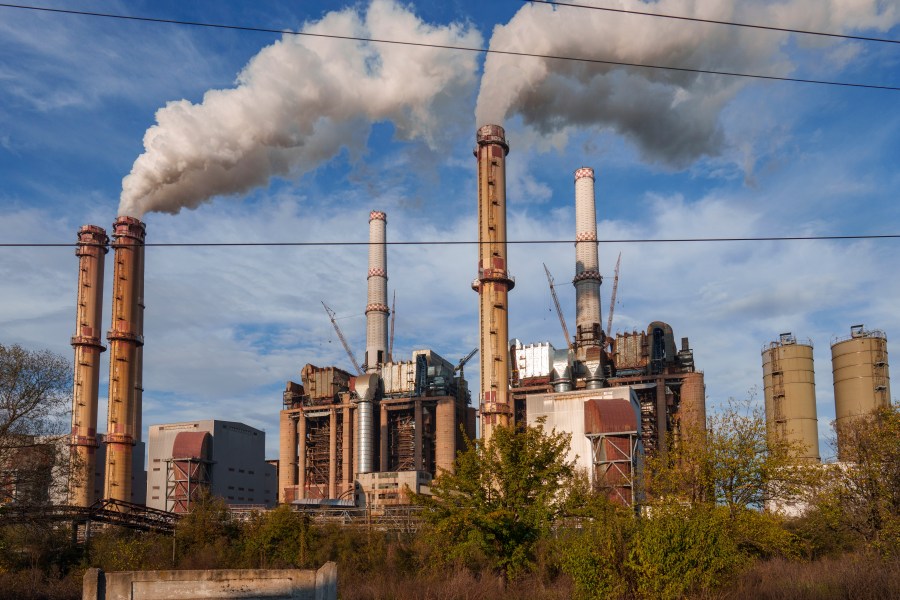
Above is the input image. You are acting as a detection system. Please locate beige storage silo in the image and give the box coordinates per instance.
[831,325,890,459]
[762,333,820,462]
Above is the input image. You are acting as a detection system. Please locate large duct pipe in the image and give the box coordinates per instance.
[132,234,145,448]
[574,167,604,361]
[355,373,377,473]
[473,125,514,443]
[69,225,109,507]
[103,216,145,503]
[365,211,389,373]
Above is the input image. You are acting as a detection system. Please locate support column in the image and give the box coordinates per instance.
[436,398,456,475]
[297,414,307,499]
[656,378,668,456]
[342,405,352,494]
[414,399,423,472]
[328,409,337,498]
[380,404,389,472]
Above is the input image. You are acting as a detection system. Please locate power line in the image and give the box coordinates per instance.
[524,0,900,45]
[2,234,899,248]
[0,3,897,92]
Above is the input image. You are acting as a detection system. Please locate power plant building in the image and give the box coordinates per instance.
[762,333,821,462]
[147,420,276,513]
[278,210,476,509]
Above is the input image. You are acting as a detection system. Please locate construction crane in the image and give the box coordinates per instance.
[388,290,396,362]
[455,347,478,374]
[606,252,622,339]
[321,301,363,375]
[543,263,573,350]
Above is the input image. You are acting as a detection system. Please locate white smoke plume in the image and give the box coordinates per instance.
[119,0,481,217]
[476,0,898,168]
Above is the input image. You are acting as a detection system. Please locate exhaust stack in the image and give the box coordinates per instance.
[365,211,389,372]
[103,216,145,503]
[69,225,109,506]
[473,125,514,443]
[573,168,604,363]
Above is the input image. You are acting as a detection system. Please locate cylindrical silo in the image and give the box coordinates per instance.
[831,325,890,460]
[761,333,820,462]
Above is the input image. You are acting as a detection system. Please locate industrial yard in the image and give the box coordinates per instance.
[1,0,899,599]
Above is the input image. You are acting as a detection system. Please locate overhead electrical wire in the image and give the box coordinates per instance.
[0,3,898,92]
[2,234,900,248]
[523,0,900,45]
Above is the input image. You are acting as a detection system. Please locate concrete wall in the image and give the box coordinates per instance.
[147,420,276,511]
[83,563,336,600]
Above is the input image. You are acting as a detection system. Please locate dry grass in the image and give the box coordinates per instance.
[340,568,573,600]
[714,552,900,600]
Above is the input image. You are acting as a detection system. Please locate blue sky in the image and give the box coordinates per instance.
[1,0,898,460]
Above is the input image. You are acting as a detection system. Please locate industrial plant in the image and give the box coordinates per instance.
[57,124,892,517]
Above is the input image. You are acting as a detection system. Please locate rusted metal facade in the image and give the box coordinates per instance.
[831,325,891,460]
[762,333,820,462]
[473,124,514,443]
[104,216,146,503]
[69,225,109,507]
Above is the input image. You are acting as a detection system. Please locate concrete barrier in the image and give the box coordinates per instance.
[83,563,337,600]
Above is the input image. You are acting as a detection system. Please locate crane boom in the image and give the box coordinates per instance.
[606,252,621,338]
[543,263,573,350]
[455,347,478,372]
[321,301,363,375]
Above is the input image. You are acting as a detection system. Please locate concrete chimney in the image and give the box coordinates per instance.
[573,167,604,360]
[104,216,145,503]
[69,225,109,507]
[365,211,389,372]
[473,125,514,443]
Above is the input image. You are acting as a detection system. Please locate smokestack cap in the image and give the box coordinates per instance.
[112,215,146,244]
[475,124,509,154]
[574,167,594,181]
[369,210,386,223]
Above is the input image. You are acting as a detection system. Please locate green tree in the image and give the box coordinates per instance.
[240,505,313,568]
[646,394,815,515]
[627,505,744,600]
[816,405,900,555]
[417,420,576,579]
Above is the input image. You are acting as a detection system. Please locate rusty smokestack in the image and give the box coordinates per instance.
[473,125,514,443]
[573,167,604,367]
[103,216,145,503]
[69,225,109,507]
[365,211,389,372]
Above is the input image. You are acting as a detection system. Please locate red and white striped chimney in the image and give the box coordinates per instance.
[365,211,389,372]
[573,167,603,359]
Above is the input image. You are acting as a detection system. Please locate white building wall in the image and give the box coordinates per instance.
[525,386,637,484]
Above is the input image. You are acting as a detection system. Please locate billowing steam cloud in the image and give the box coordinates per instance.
[476,0,898,168]
[119,0,481,217]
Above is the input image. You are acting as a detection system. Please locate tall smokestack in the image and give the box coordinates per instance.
[104,216,145,503]
[473,125,514,443]
[69,225,109,507]
[573,168,604,360]
[365,211,389,372]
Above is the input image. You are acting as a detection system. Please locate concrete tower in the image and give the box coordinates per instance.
[365,211,389,372]
[473,125,514,443]
[573,167,604,358]
[104,216,145,503]
[69,225,109,506]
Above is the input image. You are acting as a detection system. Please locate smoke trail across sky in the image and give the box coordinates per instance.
[118,0,481,217]
[475,0,898,168]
